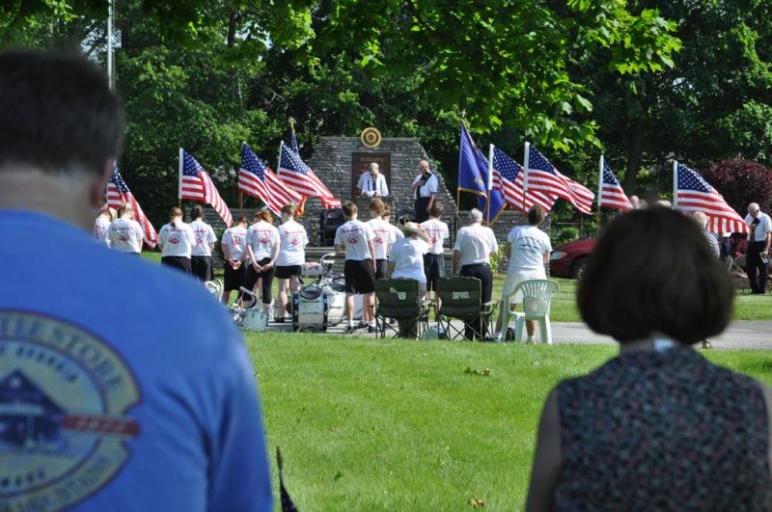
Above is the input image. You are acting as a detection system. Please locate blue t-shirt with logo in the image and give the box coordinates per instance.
[0,210,272,511]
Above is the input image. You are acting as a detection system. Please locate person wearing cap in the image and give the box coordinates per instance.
[275,204,308,322]
[93,204,115,247]
[496,205,551,342]
[452,208,498,339]
[108,202,144,255]
[388,222,431,337]
[189,205,217,281]
[359,162,389,198]
[244,207,280,314]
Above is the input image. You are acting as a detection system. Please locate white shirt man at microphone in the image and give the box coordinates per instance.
[359,162,389,198]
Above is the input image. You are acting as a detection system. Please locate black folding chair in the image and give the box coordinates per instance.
[374,279,430,339]
[436,277,497,341]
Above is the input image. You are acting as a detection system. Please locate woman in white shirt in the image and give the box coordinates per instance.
[244,207,280,313]
[275,204,308,322]
[496,205,552,342]
[387,222,431,337]
[108,203,144,255]
[158,206,196,274]
[188,205,217,282]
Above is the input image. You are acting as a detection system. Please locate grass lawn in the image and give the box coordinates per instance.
[249,333,772,511]
[142,250,772,321]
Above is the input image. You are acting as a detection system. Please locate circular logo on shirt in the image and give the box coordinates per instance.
[0,312,141,511]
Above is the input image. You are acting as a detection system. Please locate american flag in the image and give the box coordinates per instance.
[599,156,632,211]
[239,143,302,215]
[106,164,158,248]
[490,145,556,212]
[525,145,594,214]
[277,143,341,209]
[179,149,233,227]
[675,162,748,234]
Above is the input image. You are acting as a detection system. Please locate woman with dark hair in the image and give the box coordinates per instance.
[158,206,195,274]
[526,207,772,511]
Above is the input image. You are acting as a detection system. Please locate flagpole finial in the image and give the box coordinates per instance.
[288,117,296,129]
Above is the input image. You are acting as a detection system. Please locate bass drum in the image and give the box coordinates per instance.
[292,285,328,332]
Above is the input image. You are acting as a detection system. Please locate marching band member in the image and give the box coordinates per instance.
[452,208,498,339]
[420,201,449,313]
[359,162,389,198]
[108,202,144,255]
[244,207,280,314]
[158,206,195,274]
[93,204,115,247]
[366,198,394,279]
[411,159,438,222]
[221,215,248,305]
[189,205,217,281]
[334,201,377,334]
[275,204,308,322]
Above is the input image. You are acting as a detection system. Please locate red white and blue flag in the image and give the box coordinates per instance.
[106,164,158,248]
[525,144,594,214]
[598,156,632,211]
[490,145,556,212]
[674,162,748,234]
[179,148,233,227]
[277,143,341,209]
[239,143,302,215]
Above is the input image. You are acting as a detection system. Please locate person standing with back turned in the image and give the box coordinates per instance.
[189,204,217,281]
[526,208,771,511]
[0,50,272,511]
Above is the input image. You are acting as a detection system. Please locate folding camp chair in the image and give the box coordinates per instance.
[436,277,497,341]
[374,279,430,339]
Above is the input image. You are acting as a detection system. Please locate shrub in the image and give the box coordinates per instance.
[701,160,772,214]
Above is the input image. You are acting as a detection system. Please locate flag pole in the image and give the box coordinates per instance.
[107,0,114,91]
[596,155,603,233]
[523,141,530,214]
[672,160,678,209]
[178,147,183,208]
[486,143,493,224]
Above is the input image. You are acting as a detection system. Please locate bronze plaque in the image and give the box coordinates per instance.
[351,152,391,200]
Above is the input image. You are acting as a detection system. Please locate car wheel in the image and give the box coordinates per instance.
[570,257,588,280]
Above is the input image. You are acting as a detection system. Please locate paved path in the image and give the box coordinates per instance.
[266,319,772,350]
[550,321,772,350]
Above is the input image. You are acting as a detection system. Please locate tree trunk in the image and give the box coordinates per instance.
[624,118,644,194]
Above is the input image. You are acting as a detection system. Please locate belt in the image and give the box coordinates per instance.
[461,263,490,268]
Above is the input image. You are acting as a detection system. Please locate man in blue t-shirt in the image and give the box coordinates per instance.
[0,51,272,511]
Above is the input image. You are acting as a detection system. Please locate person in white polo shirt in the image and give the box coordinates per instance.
[189,205,217,281]
[382,203,404,247]
[275,204,308,322]
[245,207,280,313]
[420,201,449,313]
[334,201,377,334]
[221,215,248,305]
[366,198,395,279]
[158,206,196,274]
[93,204,114,247]
[452,208,498,339]
[495,205,552,342]
[411,159,438,222]
[359,162,389,198]
[108,203,144,255]
[745,202,772,294]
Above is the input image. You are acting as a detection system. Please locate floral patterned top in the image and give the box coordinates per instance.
[555,348,770,511]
